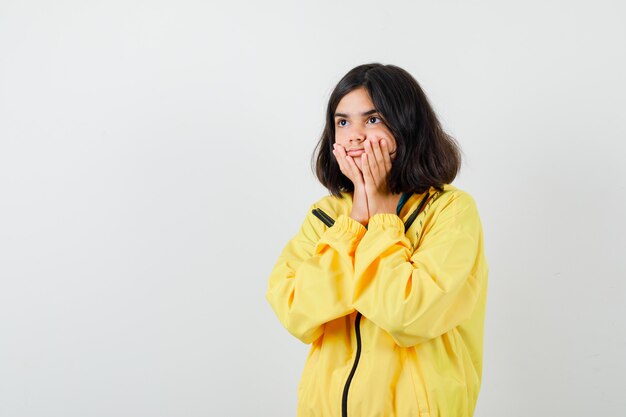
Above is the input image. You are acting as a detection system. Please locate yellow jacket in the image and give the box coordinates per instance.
[266,184,489,417]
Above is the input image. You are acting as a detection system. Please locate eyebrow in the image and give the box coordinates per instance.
[334,109,378,118]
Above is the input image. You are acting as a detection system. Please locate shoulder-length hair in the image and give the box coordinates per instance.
[312,63,462,198]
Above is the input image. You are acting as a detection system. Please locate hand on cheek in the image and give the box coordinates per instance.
[361,137,398,216]
[332,143,365,187]
[333,142,370,223]
[362,137,392,187]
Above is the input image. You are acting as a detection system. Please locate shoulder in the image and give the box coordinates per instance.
[424,184,482,226]
[411,184,485,247]
[310,191,353,218]
[436,184,479,209]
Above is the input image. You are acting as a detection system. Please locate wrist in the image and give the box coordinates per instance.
[351,217,368,227]
[369,205,396,216]
[368,193,402,217]
[350,209,369,226]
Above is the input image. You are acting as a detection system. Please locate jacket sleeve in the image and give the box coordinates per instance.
[266,204,367,344]
[352,192,485,347]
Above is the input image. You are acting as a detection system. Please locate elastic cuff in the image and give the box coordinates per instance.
[367,213,405,230]
[332,214,367,239]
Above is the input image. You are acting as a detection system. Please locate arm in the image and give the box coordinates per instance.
[352,192,486,347]
[266,204,367,344]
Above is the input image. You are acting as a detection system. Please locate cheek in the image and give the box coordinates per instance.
[335,128,347,141]
[373,131,397,153]
[382,131,397,153]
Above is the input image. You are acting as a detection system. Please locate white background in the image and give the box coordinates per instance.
[1,1,625,416]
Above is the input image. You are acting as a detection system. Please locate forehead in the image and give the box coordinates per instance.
[335,87,374,113]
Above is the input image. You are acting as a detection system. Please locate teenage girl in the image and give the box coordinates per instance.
[266,63,489,417]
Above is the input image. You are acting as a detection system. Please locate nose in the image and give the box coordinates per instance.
[349,126,365,143]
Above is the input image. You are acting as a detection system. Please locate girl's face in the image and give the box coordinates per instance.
[333,87,397,172]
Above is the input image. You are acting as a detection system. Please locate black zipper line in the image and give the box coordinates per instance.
[310,193,431,417]
[341,312,362,417]
[312,208,334,227]
[404,192,431,231]
[317,208,336,227]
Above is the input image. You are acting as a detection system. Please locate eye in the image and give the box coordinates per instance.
[367,116,382,124]
[336,119,348,127]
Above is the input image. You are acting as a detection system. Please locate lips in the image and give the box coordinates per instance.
[347,148,365,156]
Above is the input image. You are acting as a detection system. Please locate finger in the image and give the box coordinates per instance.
[380,139,392,172]
[365,139,383,187]
[364,139,380,179]
[345,155,364,183]
[335,144,363,183]
[333,144,349,170]
[332,145,345,169]
[370,137,386,179]
[361,153,373,187]
[333,148,352,180]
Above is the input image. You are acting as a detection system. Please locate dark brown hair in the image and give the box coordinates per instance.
[312,63,462,197]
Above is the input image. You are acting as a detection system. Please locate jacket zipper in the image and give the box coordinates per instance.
[342,312,362,417]
[310,207,362,417]
[404,192,430,231]
[311,192,430,417]
[312,208,335,227]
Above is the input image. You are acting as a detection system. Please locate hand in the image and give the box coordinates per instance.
[360,137,402,216]
[333,143,365,188]
[332,143,369,226]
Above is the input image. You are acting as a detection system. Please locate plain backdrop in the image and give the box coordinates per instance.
[1,1,625,416]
